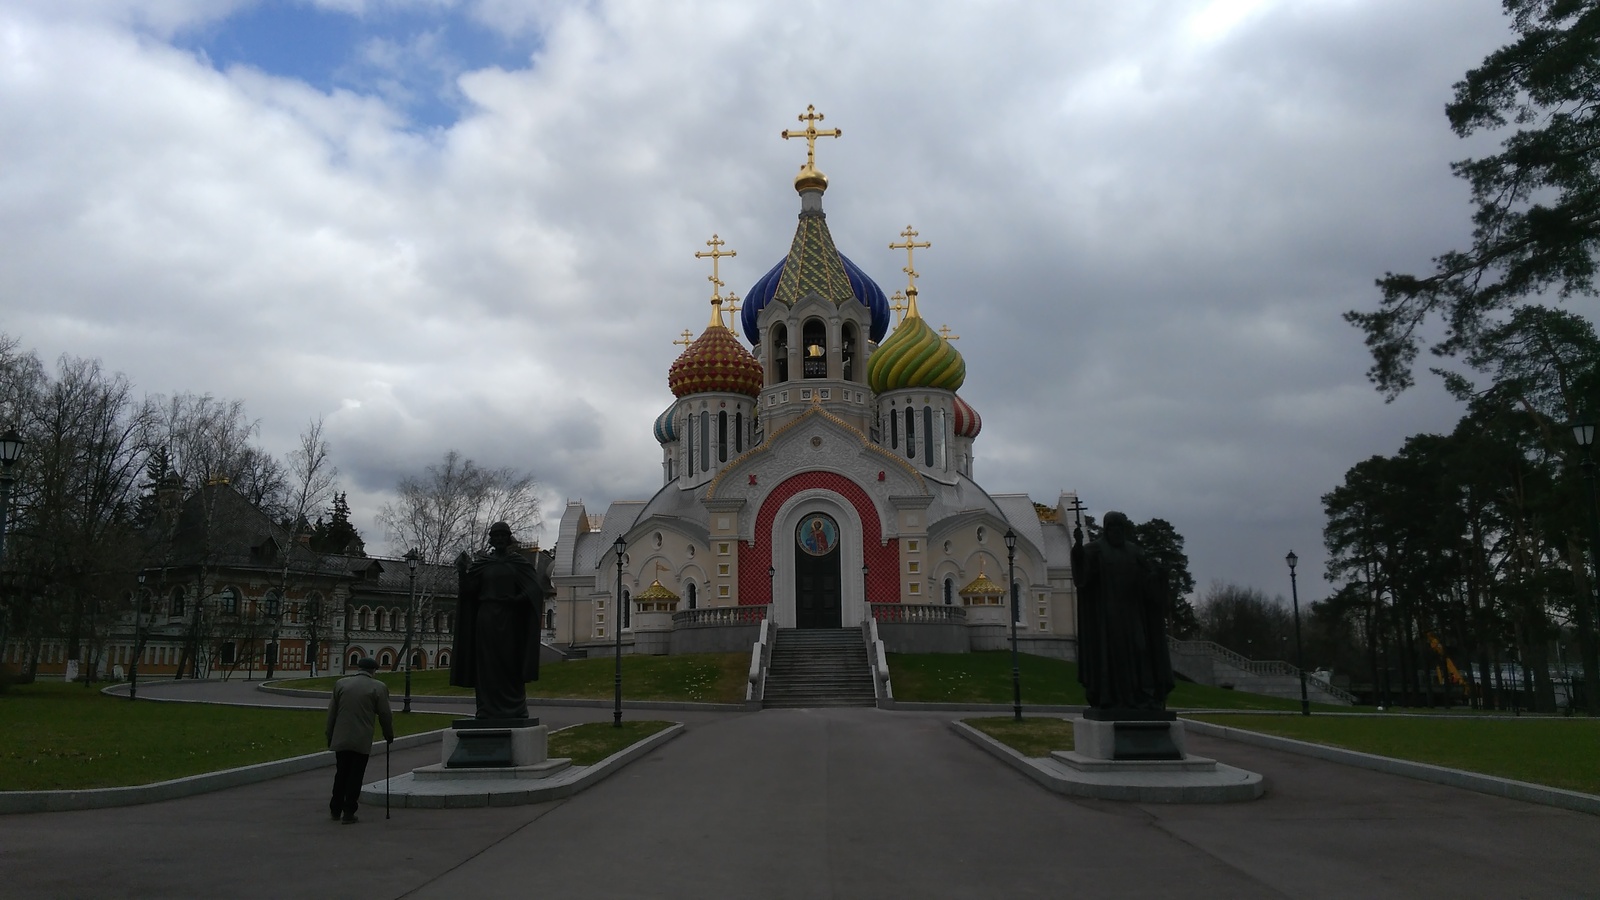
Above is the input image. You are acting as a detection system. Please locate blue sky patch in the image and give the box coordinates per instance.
[173,2,538,129]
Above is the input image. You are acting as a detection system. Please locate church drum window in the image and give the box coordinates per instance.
[700,412,710,473]
[889,402,898,449]
[802,318,827,379]
[771,323,789,383]
[718,411,728,462]
[905,408,916,460]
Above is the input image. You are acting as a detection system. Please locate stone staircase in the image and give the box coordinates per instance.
[762,628,877,708]
[1168,638,1356,706]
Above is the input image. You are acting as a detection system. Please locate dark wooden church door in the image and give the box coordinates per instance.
[794,512,842,629]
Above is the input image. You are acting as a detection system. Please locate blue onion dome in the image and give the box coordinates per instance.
[653,402,678,444]
[741,251,890,345]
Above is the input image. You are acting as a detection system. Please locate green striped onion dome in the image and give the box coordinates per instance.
[867,311,965,393]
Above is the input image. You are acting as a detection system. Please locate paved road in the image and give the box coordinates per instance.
[2,686,1597,899]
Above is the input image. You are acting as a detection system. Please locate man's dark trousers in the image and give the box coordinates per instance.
[330,750,371,818]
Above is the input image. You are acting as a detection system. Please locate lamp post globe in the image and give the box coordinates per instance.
[613,535,627,727]
[1004,528,1021,722]
[1286,551,1309,716]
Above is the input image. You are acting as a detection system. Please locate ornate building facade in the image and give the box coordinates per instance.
[546,109,1084,657]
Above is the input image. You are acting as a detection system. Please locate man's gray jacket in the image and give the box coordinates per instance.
[326,671,396,754]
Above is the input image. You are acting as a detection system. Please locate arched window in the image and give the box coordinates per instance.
[802,318,827,378]
[771,323,789,382]
[411,650,424,669]
[944,578,954,606]
[905,408,916,460]
[718,411,728,462]
[686,411,695,476]
[687,582,698,610]
[438,651,451,668]
[623,589,632,629]
[306,592,324,623]
[379,651,392,668]
[348,650,362,668]
[170,587,186,618]
[700,412,710,473]
[890,402,899,449]
[219,587,239,615]
[841,322,859,381]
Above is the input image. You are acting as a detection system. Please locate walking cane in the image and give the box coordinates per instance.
[385,740,391,820]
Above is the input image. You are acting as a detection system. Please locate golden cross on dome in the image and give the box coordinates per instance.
[782,105,841,171]
[889,225,931,293]
[938,324,959,341]
[673,329,694,348]
[722,291,742,329]
[695,234,736,302]
[889,290,908,323]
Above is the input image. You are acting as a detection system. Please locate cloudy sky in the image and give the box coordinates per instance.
[0,0,1521,606]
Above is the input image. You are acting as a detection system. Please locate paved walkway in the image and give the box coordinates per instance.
[2,683,1597,898]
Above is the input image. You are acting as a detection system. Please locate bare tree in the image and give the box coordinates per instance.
[378,450,542,566]
[266,418,339,678]
[377,450,542,670]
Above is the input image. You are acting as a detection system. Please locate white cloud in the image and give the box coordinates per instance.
[0,0,1530,599]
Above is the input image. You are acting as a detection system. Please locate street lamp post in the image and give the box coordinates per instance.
[1286,551,1310,716]
[0,429,24,569]
[613,535,627,727]
[130,571,145,701]
[862,562,869,615]
[1005,528,1021,722]
[1573,421,1600,717]
[403,549,418,714]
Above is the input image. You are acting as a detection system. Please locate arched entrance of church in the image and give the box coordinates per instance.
[793,512,841,628]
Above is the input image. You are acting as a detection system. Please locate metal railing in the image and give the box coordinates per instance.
[869,603,967,624]
[673,604,770,628]
[1169,637,1358,704]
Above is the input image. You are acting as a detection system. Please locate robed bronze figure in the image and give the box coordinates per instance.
[1070,511,1174,715]
[450,522,554,720]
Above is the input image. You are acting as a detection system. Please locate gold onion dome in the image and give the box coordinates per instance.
[636,579,681,602]
[668,302,763,398]
[866,289,966,393]
[960,563,1004,596]
[794,163,828,194]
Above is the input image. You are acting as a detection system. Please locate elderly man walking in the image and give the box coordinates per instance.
[325,657,395,824]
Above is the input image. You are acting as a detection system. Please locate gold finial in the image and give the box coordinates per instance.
[708,295,725,329]
[938,325,959,341]
[782,105,841,192]
[889,290,908,323]
[723,291,742,329]
[695,233,737,303]
[905,285,922,321]
[889,225,931,295]
[673,329,694,349]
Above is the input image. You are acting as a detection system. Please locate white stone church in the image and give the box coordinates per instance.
[544,109,1082,658]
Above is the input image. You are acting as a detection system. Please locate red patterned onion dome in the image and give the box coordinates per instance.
[668,302,763,398]
[952,394,982,438]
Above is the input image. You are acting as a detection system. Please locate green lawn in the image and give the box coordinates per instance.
[964,716,1075,757]
[550,721,675,765]
[0,681,454,791]
[288,652,750,704]
[887,651,1343,711]
[1190,713,1600,795]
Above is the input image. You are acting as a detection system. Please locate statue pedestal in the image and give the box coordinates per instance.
[1072,711,1184,762]
[411,718,572,783]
